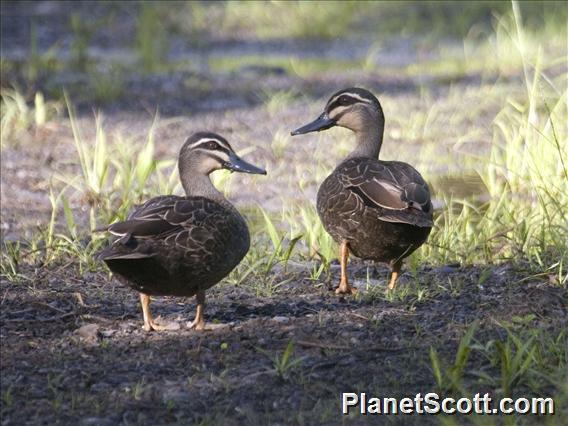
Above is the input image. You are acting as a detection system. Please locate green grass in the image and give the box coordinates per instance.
[208,1,568,41]
[87,65,126,104]
[0,89,62,149]
[23,21,61,83]
[61,95,173,229]
[258,340,304,381]
[398,4,568,278]
[135,2,169,74]
[4,2,565,108]
[221,1,359,40]
[2,3,565,284]
[69,12,93,72]
[431,320,567,410]
[430,322,479,395]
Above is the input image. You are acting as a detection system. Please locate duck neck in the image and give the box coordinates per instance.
[346,113,384,161]
[180,164,225,203]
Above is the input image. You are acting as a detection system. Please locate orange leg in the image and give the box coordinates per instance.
[140,293,179,331]
[187,291,206,330]
[387,260,403,290]
[335,241,357,295]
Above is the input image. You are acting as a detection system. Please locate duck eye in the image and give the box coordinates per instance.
[339,96,351,106]
[206,141,219,150]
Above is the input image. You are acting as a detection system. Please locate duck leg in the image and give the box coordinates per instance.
[187,290,206,330]
[387,260,403,290]
[335,241,357,295]
[140,293,179,332]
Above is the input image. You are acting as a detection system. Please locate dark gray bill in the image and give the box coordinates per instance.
[291,112,336,135]
[225,152,267,175]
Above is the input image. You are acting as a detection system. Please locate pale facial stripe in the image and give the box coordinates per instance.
[328,105,350,120]
[328,92,373,107]
[187,137,232,151]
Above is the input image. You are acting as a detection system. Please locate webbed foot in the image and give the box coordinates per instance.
[143,318,180,332]
[335,282,358,295]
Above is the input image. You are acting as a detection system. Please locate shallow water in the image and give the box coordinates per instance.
[430,172,489,210]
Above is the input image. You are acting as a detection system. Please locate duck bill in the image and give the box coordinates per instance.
[225,152,267,175]
[291,112,336,135]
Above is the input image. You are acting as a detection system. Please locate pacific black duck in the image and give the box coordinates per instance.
[291,88,433,294]
[96,132,266,331]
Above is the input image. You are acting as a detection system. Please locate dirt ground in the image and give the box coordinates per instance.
[2,260,565,425]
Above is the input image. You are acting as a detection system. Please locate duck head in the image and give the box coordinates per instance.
[179,132,266,176]
[179,132,266,198]
[291,87,384,135]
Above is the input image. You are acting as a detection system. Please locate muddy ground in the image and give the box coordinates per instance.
[1,2,567,425]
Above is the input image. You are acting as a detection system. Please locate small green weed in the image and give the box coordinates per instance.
[258,341,304,381]
[0,90,61,148]
[430,321,479,395]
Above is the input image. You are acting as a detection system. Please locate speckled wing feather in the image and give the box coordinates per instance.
[324,158,433,227]
[95,195,250,296]
[97,195,249,266]
[105,196,209,240]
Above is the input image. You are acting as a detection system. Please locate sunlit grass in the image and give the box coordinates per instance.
[0,89,62,149]
[415,6,567,277]
[222,1,358,40]
[219,1,567,41]
[1,4,565,285]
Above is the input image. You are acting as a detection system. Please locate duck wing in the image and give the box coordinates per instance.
[105,196,194,239]
[96,196,240,260]
[338,159,433,227]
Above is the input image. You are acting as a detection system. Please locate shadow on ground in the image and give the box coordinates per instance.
[1,262,565,424]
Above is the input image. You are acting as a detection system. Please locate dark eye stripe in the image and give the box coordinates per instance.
[212,145,231,155]
[328,95,357,112]
[208,139,232,152]
[193,146,232,160]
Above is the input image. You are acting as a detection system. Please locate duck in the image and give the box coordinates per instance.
[96,132,266,331]
[291,88,433,294]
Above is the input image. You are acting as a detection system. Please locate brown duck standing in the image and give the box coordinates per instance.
[96,132,266,331]
[291,88,433,294]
